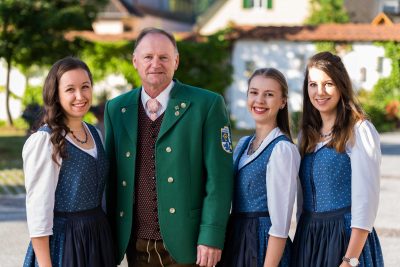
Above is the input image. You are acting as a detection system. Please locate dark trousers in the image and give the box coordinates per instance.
[126,238,198,267]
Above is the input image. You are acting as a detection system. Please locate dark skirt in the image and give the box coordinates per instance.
[23,206,115,267]
[291,206,384,267]
[219,211,291,267]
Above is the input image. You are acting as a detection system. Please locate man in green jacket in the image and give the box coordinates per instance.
[104,27,233,267]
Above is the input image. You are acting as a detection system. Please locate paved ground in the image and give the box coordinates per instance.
[0,131,399,266]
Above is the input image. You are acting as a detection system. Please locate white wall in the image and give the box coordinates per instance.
[0,60,26,121]
[228,40,392,129]
[342,43,390,91]
[93,20,125,34]
[199,0,310,35]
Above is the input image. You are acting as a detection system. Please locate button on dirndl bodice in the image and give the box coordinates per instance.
[300,145,351,212]
[232,135,290,213]
[53,124,109,212]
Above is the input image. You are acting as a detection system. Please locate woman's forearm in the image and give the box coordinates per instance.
[340,228,369,266]
[263,236,286,267]
[31,236,52,267]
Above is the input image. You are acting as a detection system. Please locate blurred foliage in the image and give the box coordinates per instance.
[315,42,336,53]
[22,85,43,107]
[306,0,349,25]
[307,1,350,54]
[359,42,400,131]
[80,41,141,87]
[315,42,353,55]
[0,0,107,125]
[290,111,302,137]
[82,111,97,125]
[0,0,107,66]
[80,29,233,96]
[12,117,29,130]
[175,29,233,95]
[371,42,400,104]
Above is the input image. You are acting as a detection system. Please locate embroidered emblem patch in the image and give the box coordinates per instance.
[221,126,233,153]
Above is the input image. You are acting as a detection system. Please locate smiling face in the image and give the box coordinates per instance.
[307,67,341,119]
[58,68,92,123]
[247,75,286,126]
[133,33,179,96]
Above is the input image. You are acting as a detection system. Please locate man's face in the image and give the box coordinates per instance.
[133,33,179,94]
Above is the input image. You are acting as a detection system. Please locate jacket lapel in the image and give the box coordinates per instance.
[158,82,191,140]
[121,89,140,146]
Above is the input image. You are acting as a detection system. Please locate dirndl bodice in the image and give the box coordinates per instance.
[23,124,115,267]
[219,135,292,267]
[292,145,384,267]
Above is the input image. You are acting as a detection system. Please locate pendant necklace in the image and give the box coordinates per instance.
[248,137,263,155]
[320,131,332,139]
[70,126,88,144]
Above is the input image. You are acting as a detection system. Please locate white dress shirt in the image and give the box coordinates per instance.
[140,81,174,119]
[296,120,381,232]
[23,123,101,237]
[235,127,301,238]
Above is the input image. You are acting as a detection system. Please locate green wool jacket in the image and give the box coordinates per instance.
[104,80,233,264]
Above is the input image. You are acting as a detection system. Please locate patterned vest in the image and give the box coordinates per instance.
[232,135,291,213]
[39,124,109,212]
[134,102,164,240]
[299,145,352,212]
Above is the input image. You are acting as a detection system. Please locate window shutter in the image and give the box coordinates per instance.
[243,0,253,9]
[266,0,273,9]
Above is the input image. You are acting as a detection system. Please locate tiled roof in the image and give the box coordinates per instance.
[66,23,400,43]
[227,24,400,42]
[65,30,193,42]
[65,31,138,42]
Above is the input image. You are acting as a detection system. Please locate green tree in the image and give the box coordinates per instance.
[0,0,106,126]
[79,31,233,97]
[362,41,400,131]
[306,0,349,25]
[175,31,233,95]
[81,41,141,89]
[305,0,350,53]
[372,42,400,104]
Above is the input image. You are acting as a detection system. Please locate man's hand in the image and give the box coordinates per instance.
[196,245,222,267]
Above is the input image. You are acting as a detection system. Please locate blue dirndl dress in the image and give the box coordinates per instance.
[219,135,292,267]
[292,145,384,267]
[23,124,115,267]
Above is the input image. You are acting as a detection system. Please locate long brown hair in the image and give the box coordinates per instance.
[248,68,292,140]
[299,51,365,156]
[40,57,93,164]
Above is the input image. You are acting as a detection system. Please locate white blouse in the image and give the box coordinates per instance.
[235,127,301,238]
[296,120,381,232]
[23,123,101,238]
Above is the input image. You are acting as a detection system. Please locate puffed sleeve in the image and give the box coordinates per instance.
[23,131,60,237]
[267,140,300,237]
[295,133,303,222]
[349,120,381,231]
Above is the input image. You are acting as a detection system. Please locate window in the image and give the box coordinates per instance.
[243,0,254,9]
[243,0,273,9]
[291,53,305,70]
[377,57,384,73]
[244,61,256,77]
[360,67,367,82]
